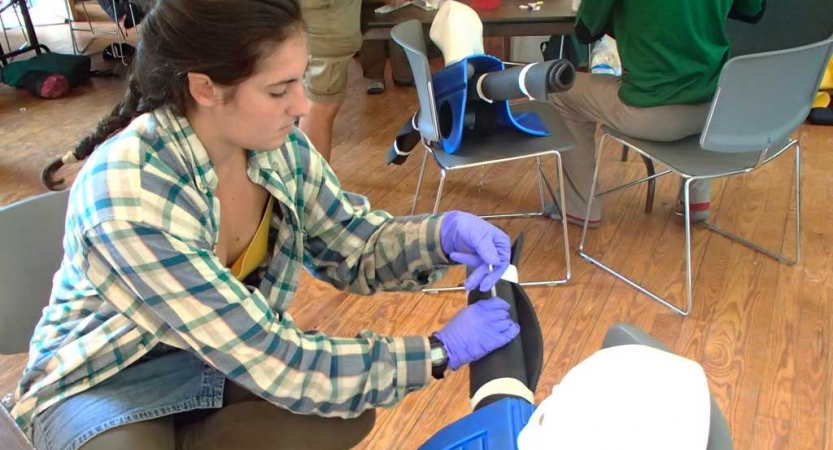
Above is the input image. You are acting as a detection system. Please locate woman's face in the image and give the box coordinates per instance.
[214,29,311,152]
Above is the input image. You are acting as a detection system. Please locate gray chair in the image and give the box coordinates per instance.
[391,20,577,292]
[578,36,833,315]
[602,323,733,450]
[631,0,833,212]
[0,190,69,450]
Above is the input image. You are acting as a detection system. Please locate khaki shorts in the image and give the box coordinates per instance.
[301,0,363,103]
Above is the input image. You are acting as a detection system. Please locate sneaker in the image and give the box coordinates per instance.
[544,200,601,228]
[102,43,136,61]
[366,79,386,95]
[674,201,710,223]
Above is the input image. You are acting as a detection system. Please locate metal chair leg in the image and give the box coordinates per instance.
[66,0,119,56]
[642,155,656,213]
[80,1,96,38]
[581,134,801,316]
[410,148,429,215]
[0,14,11,58]
[554,151,572,283]
[536,156,546,214]
[680,178,695,316]
[701,142,801,265]
[580,134,692,316]
[622,145,657,213]
[65,0,81,55]
[423,152,572,293]
[432,169,447,215]
[578,135,606,255]
[111,0,128,66]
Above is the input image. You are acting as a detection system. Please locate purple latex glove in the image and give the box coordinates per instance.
[434,297,520,371]
[440,211,511,291]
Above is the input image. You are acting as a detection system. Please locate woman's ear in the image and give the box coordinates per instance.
[187,73,220,107]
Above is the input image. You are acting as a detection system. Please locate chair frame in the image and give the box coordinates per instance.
[412,135,572,293]
[578,131,799,316]
[65,0,134,65]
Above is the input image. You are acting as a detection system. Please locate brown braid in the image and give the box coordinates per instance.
[40,0,304,191]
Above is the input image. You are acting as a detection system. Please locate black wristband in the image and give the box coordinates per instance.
[428,335,448,380]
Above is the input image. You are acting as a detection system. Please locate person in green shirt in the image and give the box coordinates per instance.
[550,0,765,226]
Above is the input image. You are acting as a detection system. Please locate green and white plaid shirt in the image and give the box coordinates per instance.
[9,107,449,436]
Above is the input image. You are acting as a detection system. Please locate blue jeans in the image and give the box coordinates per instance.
[32,345,375,450]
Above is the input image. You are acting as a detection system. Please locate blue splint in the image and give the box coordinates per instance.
[432,54,550,154]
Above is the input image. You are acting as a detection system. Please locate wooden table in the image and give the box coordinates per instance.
[363,0,576,42]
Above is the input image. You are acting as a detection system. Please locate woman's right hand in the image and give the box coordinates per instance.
[433,297,520,371]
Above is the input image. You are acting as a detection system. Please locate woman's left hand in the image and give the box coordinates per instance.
[439,211,511,292]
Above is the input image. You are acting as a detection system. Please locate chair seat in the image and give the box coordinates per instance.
[602,125,793,178]
[430,101,576,171]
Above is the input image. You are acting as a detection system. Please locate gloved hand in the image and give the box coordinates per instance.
[434,297,520,371]
[440,211,511,292]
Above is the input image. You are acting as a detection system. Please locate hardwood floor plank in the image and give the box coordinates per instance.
[789,312,828,450]
[752,415,791,450]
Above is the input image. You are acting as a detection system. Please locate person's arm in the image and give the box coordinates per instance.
[574,0,618,45]
[729,0,765,24]
[84,220,431,417]
[301,150,451,295]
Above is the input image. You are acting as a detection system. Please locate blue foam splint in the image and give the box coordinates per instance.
[431,54,550,154]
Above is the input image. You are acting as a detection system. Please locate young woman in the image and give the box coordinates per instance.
[9,1,519,448]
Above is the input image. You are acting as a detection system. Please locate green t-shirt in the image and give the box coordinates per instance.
[577,0,763,107]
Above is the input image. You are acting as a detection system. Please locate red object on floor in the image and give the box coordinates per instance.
[39,74,70,99]
[469,0,501,10]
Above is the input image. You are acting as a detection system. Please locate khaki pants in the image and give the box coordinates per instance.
[79,380,376,450]
[301,0,364,103]
[550,73,713,223]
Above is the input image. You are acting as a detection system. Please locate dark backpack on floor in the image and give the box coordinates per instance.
[2,52,92,88]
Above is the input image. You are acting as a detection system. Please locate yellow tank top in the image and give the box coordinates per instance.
[230,196,274,281]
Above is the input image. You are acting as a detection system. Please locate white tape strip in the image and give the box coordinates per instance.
[471,377,535,410]
[501,265,519,284]
[475,74,494,104]
[518,63,537,101]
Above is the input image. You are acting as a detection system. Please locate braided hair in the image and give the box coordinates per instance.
[42,0,304,190]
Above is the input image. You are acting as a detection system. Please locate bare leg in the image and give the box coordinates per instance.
[299,100,343,162]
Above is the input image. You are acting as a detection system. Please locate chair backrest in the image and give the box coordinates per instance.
[701,35,833,153]
[391,20,440,143]
[0,190,69,355]
[726,0,833,57]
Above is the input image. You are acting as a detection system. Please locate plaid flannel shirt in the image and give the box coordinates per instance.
[9,107,449,437]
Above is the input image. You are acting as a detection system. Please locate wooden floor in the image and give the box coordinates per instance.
[2,12,832,450]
